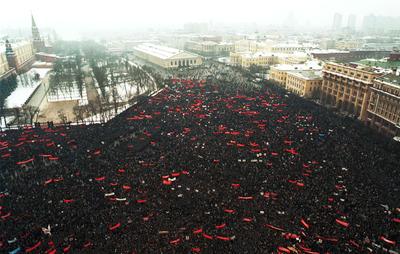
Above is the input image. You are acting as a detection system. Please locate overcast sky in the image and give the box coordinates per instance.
[1,0,399,38]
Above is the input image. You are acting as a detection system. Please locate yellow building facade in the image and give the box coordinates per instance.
[185,41,234,56]
[286,71,323,98]
[366,74,400,136]
[0,52,9,77]
[269,61,323,86]
[234,40,273,53]
[230,52,279,68]
[13,41,35,68]
[320,62,383,120]
[133,43,203,69]
[271,44,314,54]
[1,41,35,76]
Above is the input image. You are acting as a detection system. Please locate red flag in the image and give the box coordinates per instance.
[278,246,291,253]
[202,233,213,240]
[238,196,253,200]
[191,247,201,253]
[216,236,231,241]
[193,228,203,234]
[162,180,172,185]
[300,218,310,229]
[63,245,71,253]
[335,219,349,228]
[16,157,34,165]
[25,241,42,253]
[231,183,240,188]
[392,218,400,223]
[95,176,106,181]
[169,238,180,245]
[224,209,235,214]
[109,222,121,231]
[215,223,226,229]
[380,236,396,245]
[266,224,284,231]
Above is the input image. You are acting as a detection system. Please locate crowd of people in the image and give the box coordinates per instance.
[0,75,399,253]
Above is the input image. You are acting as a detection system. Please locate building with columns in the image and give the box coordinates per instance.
[230,52,279,68]
[320,62,384,120]
[366,73,400,136]
[185,41,234,57]
[133,43,203,69]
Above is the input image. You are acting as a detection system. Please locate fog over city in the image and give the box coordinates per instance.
[1,0,400,38]
[0,0,399,253]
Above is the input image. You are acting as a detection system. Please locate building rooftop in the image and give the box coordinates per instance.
[272,61,323,71]
[309,49,350,54]
[272,43,314,48]
[241,51,277,59]
[288,70,323,80]
[325,61,385,74]
[376,73,400,87]
[134,43,184,60]
[1,40,32,53]
[357,58,400,69]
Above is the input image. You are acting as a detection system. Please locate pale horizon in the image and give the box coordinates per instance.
[1,0,400,39]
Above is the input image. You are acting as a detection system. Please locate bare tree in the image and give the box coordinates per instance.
[72,105,85,123]
[13,108,22,125]
[22,105,39,125]
[57,109,68,124]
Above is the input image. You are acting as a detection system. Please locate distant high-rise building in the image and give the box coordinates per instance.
[362,15,377,33]
[332,13,343,31]
[347,15,356,31]
[362,15,400,34]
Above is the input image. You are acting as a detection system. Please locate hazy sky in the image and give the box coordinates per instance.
[1,0,399,37]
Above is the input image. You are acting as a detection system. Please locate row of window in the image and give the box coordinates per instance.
[170,59,197,66]
[374,84,400,97]
[326,65,371,80]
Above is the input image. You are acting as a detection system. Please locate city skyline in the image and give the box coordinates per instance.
[1,0,400,39]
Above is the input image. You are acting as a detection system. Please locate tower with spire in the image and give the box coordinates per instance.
[31,14,45,52]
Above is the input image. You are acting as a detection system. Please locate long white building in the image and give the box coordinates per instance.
[133,43,203,69]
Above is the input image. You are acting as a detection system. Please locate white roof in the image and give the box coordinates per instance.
[273,43,314,48]
[309,49,349,54]
[272,61,323,71]
[134,43,186,60]
[241,51,277,59]
[288,70,323,80]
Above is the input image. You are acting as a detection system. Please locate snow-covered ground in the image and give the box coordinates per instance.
[82,88,163,123]
[0,116,16,129]
[96,82,147,103]
[47,83,89,106]
[5,68,51,109]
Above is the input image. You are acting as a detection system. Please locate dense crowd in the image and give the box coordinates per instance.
[0,77,399,253]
